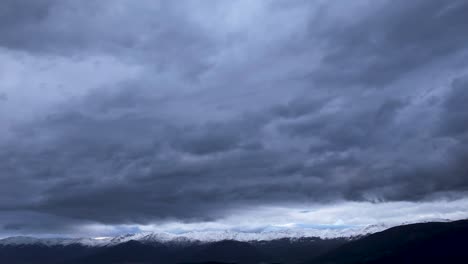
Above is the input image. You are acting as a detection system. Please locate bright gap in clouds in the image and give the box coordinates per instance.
[74,198,468,238]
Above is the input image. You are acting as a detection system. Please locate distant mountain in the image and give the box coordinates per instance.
[309,219,468,264]
[253,237,347,263]
[0,237,346,264]
[0,224,389,248]
[188,240,266,264]
[1,219,466,264]
[66,240,173,264]
[0,243,99,264]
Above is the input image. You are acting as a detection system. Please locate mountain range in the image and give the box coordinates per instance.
[0,223,390,247]
[0,219,466,264]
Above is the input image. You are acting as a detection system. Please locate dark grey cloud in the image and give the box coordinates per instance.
[314,0,468,86]
[0,0,215,82]
[439,76,468,137]
[1,0,468,234]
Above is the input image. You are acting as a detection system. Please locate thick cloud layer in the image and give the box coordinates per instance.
[1,0,468,234]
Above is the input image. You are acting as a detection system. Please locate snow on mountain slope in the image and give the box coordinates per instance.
[0,236,112,247]
[0,224,392,247]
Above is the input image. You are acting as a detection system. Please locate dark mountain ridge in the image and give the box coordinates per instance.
[0,237,345,264]
[309,219,468,264]
[1,219,467,264]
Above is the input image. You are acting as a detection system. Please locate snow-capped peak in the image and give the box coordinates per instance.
[0,223,392,247]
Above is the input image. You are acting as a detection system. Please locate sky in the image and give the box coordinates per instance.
[1,0,468,238]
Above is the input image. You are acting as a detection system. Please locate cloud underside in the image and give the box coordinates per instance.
[1,0,468,233]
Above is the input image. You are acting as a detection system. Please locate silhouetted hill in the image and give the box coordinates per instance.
[0,236,345,264]
[0,243,98,264]
[67,240,173,264]
[253,237,347,263]
[309,219,468,264]
[190,240,267,264]
[179,262,236,264]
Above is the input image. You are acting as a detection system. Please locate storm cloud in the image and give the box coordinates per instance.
[1,0,468,235]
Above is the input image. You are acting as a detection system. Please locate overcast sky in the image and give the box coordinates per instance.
[1,0,468,238]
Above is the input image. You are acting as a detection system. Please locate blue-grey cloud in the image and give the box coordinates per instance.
[1,0,468,234]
